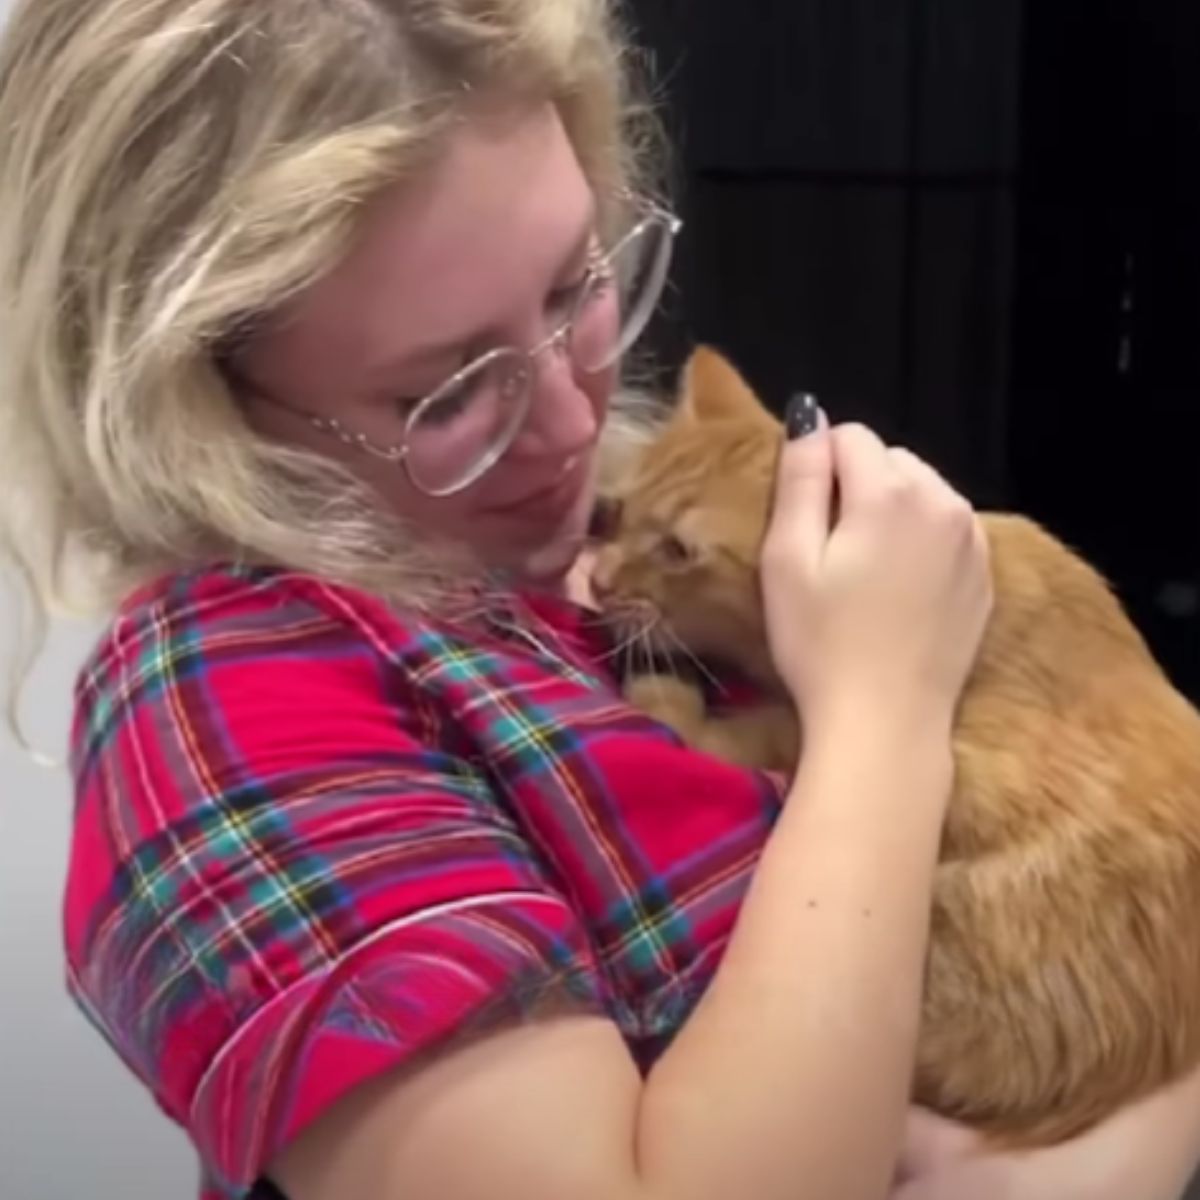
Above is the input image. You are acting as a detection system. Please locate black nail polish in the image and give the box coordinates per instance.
[785,392,820,439]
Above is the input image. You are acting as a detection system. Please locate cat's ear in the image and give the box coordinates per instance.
[675,345,776,427]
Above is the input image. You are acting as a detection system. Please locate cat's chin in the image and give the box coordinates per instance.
[683,638,785,697]
[661,619,780,688]
[596,609,677,663]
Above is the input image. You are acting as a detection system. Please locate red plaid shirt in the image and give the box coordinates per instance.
[64,565,783,1197]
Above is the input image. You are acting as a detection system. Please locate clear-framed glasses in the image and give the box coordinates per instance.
[276,196,681,497]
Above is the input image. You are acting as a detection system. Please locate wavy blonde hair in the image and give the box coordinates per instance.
[0,0,665,700]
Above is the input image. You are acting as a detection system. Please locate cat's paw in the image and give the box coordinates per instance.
[624,673,707,733]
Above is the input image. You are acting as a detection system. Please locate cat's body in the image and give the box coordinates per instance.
[594,346,1200,1147]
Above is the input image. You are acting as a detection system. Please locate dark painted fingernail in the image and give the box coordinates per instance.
[785,392,820,439]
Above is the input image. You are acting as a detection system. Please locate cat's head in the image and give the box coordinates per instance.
[591,345,783,682]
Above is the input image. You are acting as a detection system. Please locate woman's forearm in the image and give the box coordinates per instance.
[637,710,952,1200]
[1034,1061,1200,1200]
[895,1060,1200,1200]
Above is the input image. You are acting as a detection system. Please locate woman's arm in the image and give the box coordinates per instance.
[893,1062,1200,1200]
[270,421,993,1200]
[269,713,952,1200]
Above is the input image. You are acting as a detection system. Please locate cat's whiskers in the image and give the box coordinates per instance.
[604,604,726,698]
[657,624,728,698]
[597,599,661,667]
[637,620,658,682]
[600,618,651,666]
[605,602,662,683]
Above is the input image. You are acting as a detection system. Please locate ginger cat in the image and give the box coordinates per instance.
[592,345,1200,1147]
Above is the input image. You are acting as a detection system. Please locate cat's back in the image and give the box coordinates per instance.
[951,512,1200,844]
[975,512,1171,697]
[924,512,1200,1142]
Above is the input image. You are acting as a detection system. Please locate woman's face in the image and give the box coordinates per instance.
[241,103,614,582]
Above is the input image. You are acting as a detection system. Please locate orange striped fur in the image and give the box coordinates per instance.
[594,345,1200,1146]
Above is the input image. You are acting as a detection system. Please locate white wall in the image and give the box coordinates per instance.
[0,5,192,1196]
[1,608,194,1199]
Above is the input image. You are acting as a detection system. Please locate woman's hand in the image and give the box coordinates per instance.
[891,1062,1200,1200]
[762,414,993,740]
[887,1109,1004,1199]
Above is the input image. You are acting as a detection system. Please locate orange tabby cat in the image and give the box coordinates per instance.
[593,345,1200,1147]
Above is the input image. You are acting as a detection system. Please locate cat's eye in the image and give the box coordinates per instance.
[660,534,693,565]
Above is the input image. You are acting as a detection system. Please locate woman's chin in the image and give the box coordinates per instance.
[511,470,598,583]
[516,534,588,585]
[462,455,598,585]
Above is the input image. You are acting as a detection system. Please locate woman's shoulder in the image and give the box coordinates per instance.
[68,563,461,789]
[109,561,407,637]
[63,561,615,1194]
[79,563,438,694]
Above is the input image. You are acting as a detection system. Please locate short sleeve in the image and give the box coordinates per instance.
[63,571,608,1198]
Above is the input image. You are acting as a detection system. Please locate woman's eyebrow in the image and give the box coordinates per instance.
[365,198,599,387]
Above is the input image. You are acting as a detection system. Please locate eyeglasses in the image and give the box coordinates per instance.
[252,196,681,497]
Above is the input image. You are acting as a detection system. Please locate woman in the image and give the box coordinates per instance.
[1,2,1197,1199]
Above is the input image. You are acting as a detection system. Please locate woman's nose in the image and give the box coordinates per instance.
[589,568,613,606]
[589,547,622,605]
[509,349,599,460]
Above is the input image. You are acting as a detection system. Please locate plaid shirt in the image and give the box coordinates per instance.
[64,565,783,1198]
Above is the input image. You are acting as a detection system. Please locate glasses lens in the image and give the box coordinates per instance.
[571,215,675,374]
[404,349,532,495]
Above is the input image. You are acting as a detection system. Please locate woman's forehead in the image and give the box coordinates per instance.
[249,104,595,393]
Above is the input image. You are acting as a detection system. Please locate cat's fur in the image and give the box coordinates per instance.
[593,345,1200,1147]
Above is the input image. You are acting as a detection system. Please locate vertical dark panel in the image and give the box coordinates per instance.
[628,0,1022,505]
[630,0,1198,694]
[675,0,911,173]
[905,186,1015,504]
[902,0,1023,504]
[1009,0,1200,697]
[679,181,907,433]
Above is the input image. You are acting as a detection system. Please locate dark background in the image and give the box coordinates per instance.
[629,0,1200,705]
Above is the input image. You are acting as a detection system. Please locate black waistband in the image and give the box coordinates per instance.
[248,1181,288,1200]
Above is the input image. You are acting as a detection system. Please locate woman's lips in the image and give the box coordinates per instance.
[483,454,586,517]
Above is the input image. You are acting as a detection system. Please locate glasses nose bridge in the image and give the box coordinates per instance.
[529,316,574,364]
[517,316,577,403]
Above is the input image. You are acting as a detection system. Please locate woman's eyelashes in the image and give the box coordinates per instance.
[545,263,594,321]
[388,244,599,414]
[545,233,602,321]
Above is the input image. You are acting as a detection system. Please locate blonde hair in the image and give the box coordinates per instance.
[0,0,665,702]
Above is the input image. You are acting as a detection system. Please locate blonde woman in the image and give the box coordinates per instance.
[1,4,1197,1200]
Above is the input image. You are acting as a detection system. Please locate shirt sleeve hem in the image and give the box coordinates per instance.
[190,891,606,1196]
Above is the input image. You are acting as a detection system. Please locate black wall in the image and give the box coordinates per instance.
[632,0,1199,700]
